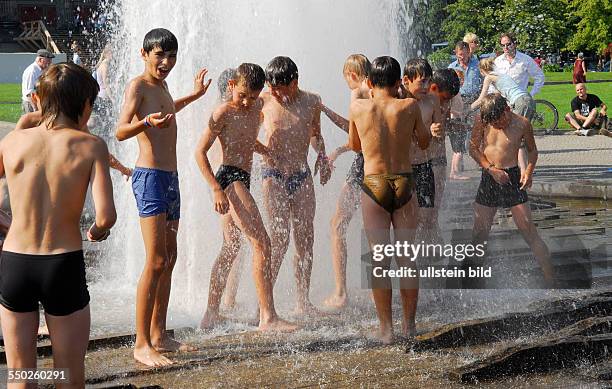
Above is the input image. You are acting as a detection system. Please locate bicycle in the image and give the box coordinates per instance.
[532,99,559,134]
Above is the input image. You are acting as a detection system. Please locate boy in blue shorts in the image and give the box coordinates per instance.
[116,28,211,367]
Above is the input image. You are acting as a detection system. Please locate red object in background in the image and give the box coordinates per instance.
[18,5,58,27]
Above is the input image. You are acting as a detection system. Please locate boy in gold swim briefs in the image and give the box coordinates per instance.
[348,56,431,343]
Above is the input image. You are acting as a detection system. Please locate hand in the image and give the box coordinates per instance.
[194,68,212,97]
[87,223,111,242]
[327,150,341,169]
[121,167,133,181]
[430,122,444,138]
[520,171,533,190]
[213,188,230,214]
[315,155,332,185]
[489,167,510,185]
[147,112,174,128]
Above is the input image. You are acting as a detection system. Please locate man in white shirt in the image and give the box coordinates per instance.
[494,33,545,99]
[494,32,544,173]
[21,49,54,113]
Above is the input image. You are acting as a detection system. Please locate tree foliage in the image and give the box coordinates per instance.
[565,0,612,53]
[442,0,504,52]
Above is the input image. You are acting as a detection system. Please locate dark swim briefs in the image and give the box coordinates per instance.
[215,165,251,190]
[412,160,435,208]
[262,166,311,196]
[362,172,415,214]
[132,167,181,220]
[475,166,529,208]
[0,250,90,316]
[345,152,364,189]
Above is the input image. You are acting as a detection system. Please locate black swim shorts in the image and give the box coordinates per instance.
[412,160,435,208]
[0,250,90,316]
[475,166,529,208]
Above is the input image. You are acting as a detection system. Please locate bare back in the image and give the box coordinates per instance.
[127,77,178,170]
[0,126,111,253]
[261,90,321,174]
[409,93,441,164]
[216,99,263,172]
[349,96,426,175]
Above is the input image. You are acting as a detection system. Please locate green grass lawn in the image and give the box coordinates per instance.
[543,71,612,82]
[536,83,612,129]
[0,83,21,123]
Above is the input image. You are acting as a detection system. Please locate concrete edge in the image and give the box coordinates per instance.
[531,180,609,200]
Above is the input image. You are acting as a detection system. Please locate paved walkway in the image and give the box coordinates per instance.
[2,120,611,199]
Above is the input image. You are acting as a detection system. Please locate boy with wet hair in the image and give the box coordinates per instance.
[261,55,331,314]
[16,83,133,177]
[469,94,554,285]
[402,59,444,240]
[195,63,297,332]
[116,27,212,367]
[350,56,430,343]
[321,53,371,310]
[0,62,116,388]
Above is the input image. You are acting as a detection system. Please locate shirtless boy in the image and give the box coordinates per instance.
[195,63,296,332]
[261,56,331,314]
[349,56,430,343]
[321,54,371,310]
[0,63,116,389]
[16,91,132,177]
[402,59,444,240]
[469,93,554,284]
[116,28,211,367]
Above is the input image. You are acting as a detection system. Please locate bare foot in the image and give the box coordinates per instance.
[322,293,348,311]
[134,345,174,367]
[401,320,417,338]
[153,335,197,353]
[38,323,49,336]
[449,174,470,180]
[367,328,394,345]
[258,317,300,333]
[199,310,228,330]
[293,301,327,317]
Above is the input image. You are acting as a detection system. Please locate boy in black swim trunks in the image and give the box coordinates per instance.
[195,63,297,333]
[469,93,554,284]
[318,54,372,310]
[116,28,211,367]
[0,63,116,388]
[402,59,444,241]
[349,56,430,343]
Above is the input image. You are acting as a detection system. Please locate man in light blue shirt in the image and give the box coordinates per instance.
[447,41,483,180]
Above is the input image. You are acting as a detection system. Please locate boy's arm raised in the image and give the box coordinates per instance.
[347,103,361,152]
[174,68,212,113]
[310,97,331,185]
[470,76,492,110]
[194,107,229,214]
[88,139,117,241]
[430,94,444,138]
[115,80,173,141]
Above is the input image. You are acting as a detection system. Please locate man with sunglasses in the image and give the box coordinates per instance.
[493,32,544,173]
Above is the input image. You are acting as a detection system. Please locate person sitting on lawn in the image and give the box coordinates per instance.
[565,83,609,136]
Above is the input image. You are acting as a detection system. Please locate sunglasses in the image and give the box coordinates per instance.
[501,43,514,48]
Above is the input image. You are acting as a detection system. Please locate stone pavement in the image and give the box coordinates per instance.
[1,120,611,199]
[448,132,612,200]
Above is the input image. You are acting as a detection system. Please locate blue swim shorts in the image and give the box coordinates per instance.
[131,167,181,220]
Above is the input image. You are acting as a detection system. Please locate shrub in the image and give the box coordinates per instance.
[542,63,562,72]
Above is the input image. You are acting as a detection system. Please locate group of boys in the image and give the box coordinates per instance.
[0,26,554,387]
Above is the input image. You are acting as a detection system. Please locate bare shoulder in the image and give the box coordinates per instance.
[399,97,419,112]
[125,76,147,96]
[300,90,322,109]
[260,91,273,105]
[349,97,370,115]
[212,101,232,120]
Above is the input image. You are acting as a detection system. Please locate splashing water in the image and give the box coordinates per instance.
[87,0,412,334]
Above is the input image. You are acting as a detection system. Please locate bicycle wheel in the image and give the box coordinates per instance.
[532,99,559,134]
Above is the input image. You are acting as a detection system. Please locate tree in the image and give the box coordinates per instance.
[565,0,612,71]
[442,0,505,52]
[498,0,572,54]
